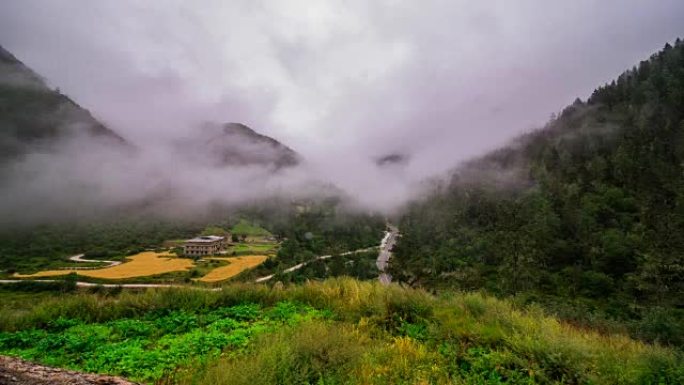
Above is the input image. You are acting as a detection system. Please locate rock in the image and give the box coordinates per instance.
[0,356,140,385]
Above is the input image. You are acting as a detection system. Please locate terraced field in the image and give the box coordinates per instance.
[198,256,268,282]
[13,252,194,279]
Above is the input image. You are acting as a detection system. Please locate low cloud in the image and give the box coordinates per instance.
[0,130,333,226]
[0,1,682,223]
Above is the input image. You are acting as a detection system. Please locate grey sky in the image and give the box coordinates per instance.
[1,1,683,212]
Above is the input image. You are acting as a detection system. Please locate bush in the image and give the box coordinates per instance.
[633,307,684,346]
[579,271,615,297]
[83,250,114,260]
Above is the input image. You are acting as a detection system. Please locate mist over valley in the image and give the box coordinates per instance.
[1,2,683,384]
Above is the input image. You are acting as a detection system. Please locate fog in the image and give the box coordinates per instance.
[0,1,683,222]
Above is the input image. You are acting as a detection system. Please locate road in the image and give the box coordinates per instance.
[0,279,221,290]
[377,225,398,284]
[254,247,377,283]
[255,226,399,284]
[68,254,122,268]
[0,230,397,289]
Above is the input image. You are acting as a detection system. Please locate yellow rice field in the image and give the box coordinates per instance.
[198,255,268,282]
[14,251,195,279]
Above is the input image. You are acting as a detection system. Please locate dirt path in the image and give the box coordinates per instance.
[0,355,138,385]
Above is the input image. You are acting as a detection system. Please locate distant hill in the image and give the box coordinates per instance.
[0,45,128,161]
[393,39,684,345]
[375,152,410,167]
[177,122,300,170]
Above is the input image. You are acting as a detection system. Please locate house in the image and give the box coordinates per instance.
[183,235,226,257]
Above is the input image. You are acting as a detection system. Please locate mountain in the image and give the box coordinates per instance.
[375,152,410,167]
[0,45,127,161]
[178,122,301,170]
[392,39,684,346]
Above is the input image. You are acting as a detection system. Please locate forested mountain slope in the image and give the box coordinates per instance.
[392,39,684,345]
[0,45,128,162]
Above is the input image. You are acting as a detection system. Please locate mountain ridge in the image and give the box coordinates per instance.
[392,38,684,346]
[175,122,301,170]
[0,45,302,172]
[0,44,129,161]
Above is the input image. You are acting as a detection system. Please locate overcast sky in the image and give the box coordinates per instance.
[1,1,683,211]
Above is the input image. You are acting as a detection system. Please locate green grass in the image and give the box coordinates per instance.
[199,226,229,236]
[233,244,275,252]
[0,301,330,383]
[230,220,271,237]
[0,278,681,384]
[225,243,277,256]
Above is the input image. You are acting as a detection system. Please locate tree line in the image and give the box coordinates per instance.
[391,39,684,346]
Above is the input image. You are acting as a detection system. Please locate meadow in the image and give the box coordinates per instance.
[0,278,681,384]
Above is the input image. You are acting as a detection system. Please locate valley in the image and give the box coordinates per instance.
[1,4,684,384]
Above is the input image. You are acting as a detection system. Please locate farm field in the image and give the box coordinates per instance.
[13,252,194,280]
[198,256,268,282]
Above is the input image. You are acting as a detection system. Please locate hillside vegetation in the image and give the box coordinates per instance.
[0,221,204,273]
[0,279,681,384]
[0,45,127,162]
[392,40,684,346]
[230,219,272,237]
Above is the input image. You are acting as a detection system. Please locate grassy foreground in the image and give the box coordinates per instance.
[0,278,681,384]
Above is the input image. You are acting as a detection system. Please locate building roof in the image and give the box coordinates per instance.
[185,235,225,243]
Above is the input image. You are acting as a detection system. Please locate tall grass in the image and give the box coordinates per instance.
[177,321,368,385]
[1,278,682,384]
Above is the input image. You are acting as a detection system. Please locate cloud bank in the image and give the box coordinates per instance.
[0,1,682,220]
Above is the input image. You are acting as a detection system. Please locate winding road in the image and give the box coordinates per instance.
[68,254,122,268]
[254,247,377,283]
[254,225,398,284]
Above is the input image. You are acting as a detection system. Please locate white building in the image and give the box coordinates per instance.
[183,235,226,257]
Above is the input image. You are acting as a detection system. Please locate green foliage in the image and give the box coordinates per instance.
[184,321,368,385]
[276,250,380,284]
[0,220,204,273]
[200,226,229,236]
[0,300,329,383]
[230,219,271,237]
[238,207,385,281]
[1,279,682,384]
[391,40,684,346]
[0,82,121,160]
[226,243,278,257]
